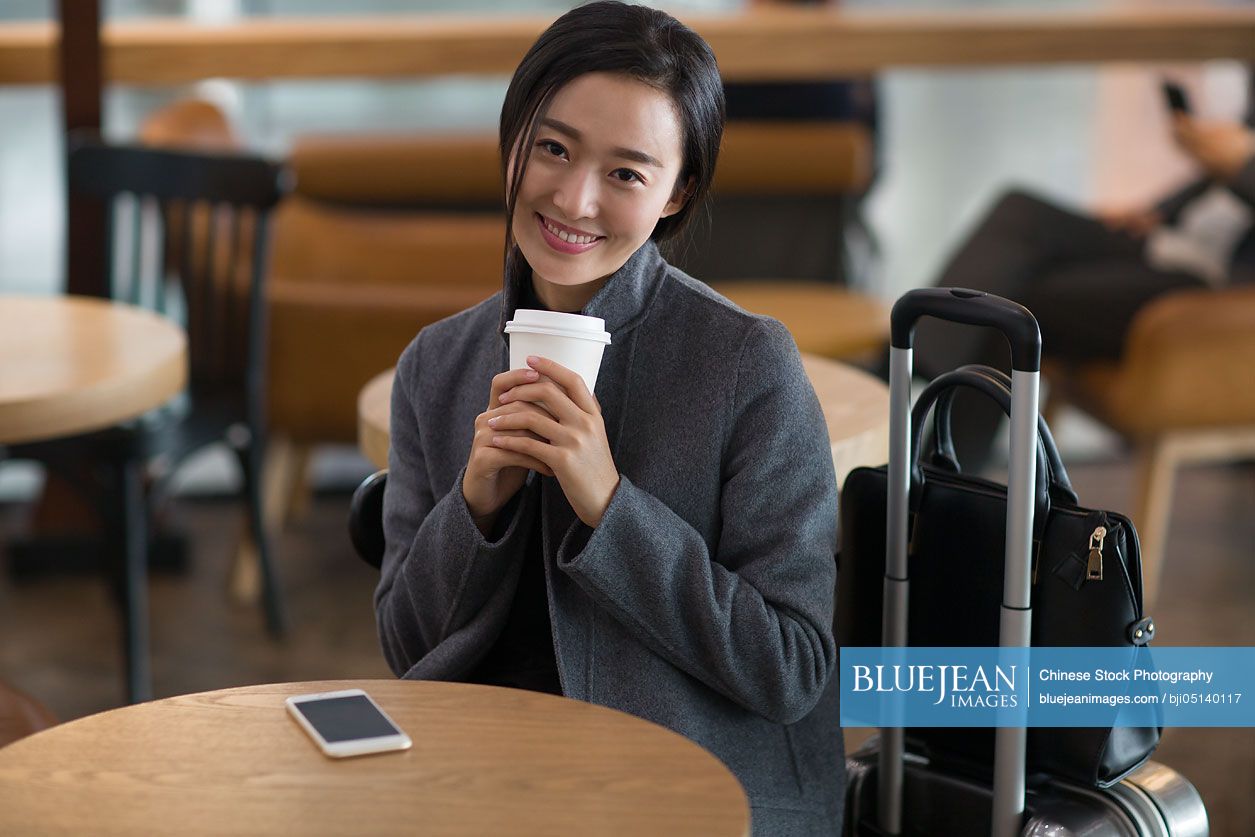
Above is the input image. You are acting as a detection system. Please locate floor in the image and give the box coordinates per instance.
[0,453,1251,835]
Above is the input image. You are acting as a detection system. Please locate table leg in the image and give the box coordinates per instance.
[110,459,152,704]
[236,438,287,638]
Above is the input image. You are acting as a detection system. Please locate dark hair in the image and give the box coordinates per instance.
[499,1,725,264]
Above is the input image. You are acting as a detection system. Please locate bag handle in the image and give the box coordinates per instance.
[909,366,1059,543]
[930,365,1079,506]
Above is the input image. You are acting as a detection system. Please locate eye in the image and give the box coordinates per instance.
[611,168,644,184]
[536,139,567,159]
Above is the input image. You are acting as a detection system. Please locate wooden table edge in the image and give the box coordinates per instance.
[0,296,188,445]
[357,368,394,471]
[0,679,752,836]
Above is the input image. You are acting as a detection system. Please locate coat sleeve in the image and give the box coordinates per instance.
[374,330,538,677]
[554,319,839,725]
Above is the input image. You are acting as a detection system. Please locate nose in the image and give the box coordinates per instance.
[552,166,599,222]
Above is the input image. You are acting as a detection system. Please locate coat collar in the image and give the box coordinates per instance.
[498,239,668,345]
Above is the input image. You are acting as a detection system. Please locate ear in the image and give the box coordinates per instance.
[661,176,696,218]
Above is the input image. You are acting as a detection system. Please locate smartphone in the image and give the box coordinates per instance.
[286,688,412,758]
[1161,80,1191,115]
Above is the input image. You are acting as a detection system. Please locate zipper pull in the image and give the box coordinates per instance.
[1086,526,1107,581]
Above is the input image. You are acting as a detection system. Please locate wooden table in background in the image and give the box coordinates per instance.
[0,294,185,445]
[800,354,891,485]
[357,367,393,473]
[358,355,889,485]
[1,294,186,703]
[0,679,750,836]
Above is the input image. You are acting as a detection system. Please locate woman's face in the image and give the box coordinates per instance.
[510,72,690,303]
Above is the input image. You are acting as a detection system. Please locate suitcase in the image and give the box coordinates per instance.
[841,288,1209,837]
[845,745,1210,836]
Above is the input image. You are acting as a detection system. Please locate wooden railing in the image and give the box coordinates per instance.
[4,7,1255,86]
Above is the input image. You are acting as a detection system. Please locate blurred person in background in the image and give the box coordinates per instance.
[915,83,1255,470]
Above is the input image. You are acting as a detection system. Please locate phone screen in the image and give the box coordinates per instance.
[291,694,402,742]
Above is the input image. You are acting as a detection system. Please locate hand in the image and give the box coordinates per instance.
[1171,114,1255,181]
[462,367,556,533]
[486,355,620,528]
[1096,206,1162,238]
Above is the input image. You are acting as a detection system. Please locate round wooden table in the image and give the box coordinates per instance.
[359,355,889,484]
[0,679,750,836]
[799,354,891,485]
[0,294,186,445]
[715,282,889,360]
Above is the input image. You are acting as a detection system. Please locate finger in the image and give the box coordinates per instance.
[491,427,548,442]
[1170,113,1195,142]
[476,402,551,435]
[498,380,581,424]
[490,433,562,470]
[487,409,567,443]
[479,446,554,477]
[488,367,541,407]
[524,355,599,414]
[473,424,545,450]
[486,399,559,422]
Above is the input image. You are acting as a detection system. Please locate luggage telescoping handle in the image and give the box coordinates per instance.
[890,288,1043,373]
[880,289,1042,837]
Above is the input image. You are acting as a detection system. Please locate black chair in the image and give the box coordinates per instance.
[349,470,387,570]
[8,134,291,703]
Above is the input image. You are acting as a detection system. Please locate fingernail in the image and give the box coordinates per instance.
[523,369,539,379]
[499,391,511,402]
[487,416,500,426]
[527,355,540,365]
[492,435,506,446]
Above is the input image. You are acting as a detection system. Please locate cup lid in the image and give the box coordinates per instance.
[505,308,611,343]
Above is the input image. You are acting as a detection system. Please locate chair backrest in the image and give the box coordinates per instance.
[281,121,871,286]
[137,97,240,151]
[349,469,388,570]
[285,121,871,207]
[66,133,290,414]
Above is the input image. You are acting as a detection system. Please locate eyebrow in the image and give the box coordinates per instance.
[539,118,664,168]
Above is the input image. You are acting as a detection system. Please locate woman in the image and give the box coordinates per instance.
[376,4,843,832]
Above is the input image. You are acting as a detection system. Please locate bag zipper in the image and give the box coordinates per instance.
[1087,526,1107,581]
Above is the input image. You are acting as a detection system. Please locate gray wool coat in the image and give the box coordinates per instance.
[377,240,844,834]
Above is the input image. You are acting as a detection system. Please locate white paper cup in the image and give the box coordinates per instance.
[504,309,612,395]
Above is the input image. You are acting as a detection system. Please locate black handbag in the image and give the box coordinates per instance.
[836,364,1161,788]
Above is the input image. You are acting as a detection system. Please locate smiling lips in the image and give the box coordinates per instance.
[536,213,605,254]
